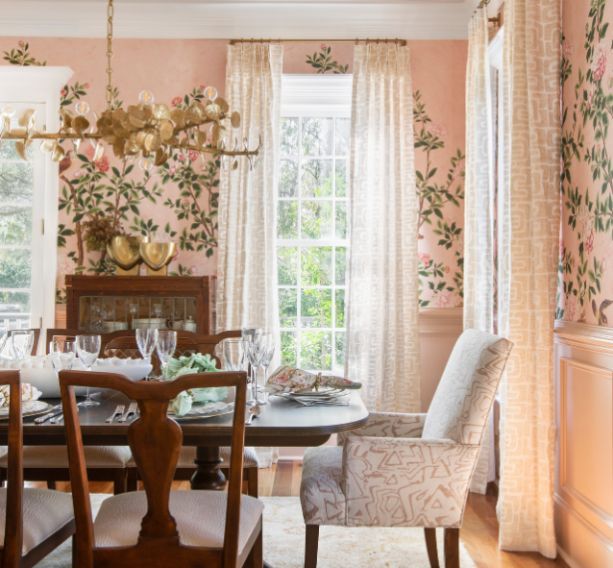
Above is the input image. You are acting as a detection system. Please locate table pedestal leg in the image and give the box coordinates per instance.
[190,446,226,490]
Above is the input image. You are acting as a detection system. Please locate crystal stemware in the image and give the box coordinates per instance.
[135,328,159,364]
[221,338,246,371]
[76,334,101,407]
[49,338,76,372]
[257,332,275,405]
[246,334,265,407]
[155,330,177,377]
[9,329,35,361]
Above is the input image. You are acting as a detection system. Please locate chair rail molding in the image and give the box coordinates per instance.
[554,319,613,568]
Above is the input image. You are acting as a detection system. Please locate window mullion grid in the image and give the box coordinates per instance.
[331,119,337,372]
[296,116,303,369]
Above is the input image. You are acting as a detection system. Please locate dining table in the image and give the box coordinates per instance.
[0,390,369,490]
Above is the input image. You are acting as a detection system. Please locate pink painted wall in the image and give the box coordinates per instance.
[560,0,613,327]
[0,37,467,310]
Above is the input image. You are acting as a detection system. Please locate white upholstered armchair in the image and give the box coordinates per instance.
[300,329,513,568]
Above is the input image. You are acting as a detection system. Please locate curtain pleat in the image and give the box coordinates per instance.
[345,43,420,413]
[217,43,283,467]
[496,0,560,557]
[464,8,497,495]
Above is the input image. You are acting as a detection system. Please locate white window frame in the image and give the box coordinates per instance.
[279,74,352,372]
[0,66,73,334]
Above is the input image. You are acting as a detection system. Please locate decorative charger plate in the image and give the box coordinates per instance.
[168,401,234,421]
[0,400,51,420]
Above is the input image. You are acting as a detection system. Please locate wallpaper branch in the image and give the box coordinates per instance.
[1,39,467,311]
[559,0,613,327]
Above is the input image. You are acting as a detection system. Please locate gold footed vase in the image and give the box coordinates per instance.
[139,242,176,276]
[106,236,147,275]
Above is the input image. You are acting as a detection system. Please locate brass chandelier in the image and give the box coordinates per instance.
[0,0,259,167]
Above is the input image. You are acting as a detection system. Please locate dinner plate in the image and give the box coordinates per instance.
[0,400,51,420]
[169,401,234,421]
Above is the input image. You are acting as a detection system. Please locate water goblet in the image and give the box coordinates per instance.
[135,328,159,364]
[49,338,76,372]
[9,329,35,361]
[155,330,177,377]
[76,334,101,407]
[221,338,246,371]
[257,333,275,405]
[246,336,265,406]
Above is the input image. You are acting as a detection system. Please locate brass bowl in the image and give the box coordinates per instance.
[139,242,176,271]
[106,236,145,270]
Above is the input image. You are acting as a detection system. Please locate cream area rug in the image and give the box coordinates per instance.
[37,495,476,567]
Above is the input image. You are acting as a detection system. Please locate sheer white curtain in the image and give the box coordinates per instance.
[217,43,283,466]
[217,43,282,341]
[345,43,420,413]
[464,8,497,495]
[496,0,559,557]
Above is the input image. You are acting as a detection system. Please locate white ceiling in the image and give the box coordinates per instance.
[0,1,480,40]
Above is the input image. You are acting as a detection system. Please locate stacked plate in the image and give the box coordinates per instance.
[276,387,351,406]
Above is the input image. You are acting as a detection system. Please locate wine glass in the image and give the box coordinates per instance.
[135,328,158,364]
[49,338,76,371]
[221,338,246,371]
[155,330,177,377]
[76,334,101,407]
[257,333,275,404]
[9,330,35,361]
[246,334,265,406]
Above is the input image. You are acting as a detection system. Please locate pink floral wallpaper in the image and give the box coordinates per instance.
[560,0,613,327]
[0,37,467,310]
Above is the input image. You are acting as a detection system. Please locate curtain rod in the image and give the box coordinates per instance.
[229,38,407,46]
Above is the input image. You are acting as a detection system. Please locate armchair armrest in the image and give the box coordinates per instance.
[341,435,479,528]
[338,412,427,445]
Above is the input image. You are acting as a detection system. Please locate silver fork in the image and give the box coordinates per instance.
[118,402,138,423]
[105,404,125,423]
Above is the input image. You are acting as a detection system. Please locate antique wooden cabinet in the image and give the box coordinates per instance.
[65,275,216,333]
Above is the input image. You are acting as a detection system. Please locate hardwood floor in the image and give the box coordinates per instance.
[37,460,567,568]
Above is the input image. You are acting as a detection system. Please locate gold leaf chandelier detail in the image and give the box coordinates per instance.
[0,0,259,168]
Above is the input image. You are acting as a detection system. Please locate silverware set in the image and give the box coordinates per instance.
[108,402,138,423]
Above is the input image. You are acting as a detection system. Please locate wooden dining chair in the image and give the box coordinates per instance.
[0,328,133,494]
[111,330,260,498]
[59,369,263,568]
[0,370,75,568]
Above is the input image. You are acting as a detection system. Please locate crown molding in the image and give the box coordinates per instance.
[0,2,473,40]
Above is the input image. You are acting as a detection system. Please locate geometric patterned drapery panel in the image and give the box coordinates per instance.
[464,7,497,495]
[496,0,560,558]
[345,43,421,412]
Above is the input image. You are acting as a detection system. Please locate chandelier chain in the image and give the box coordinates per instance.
[106,0,114,110]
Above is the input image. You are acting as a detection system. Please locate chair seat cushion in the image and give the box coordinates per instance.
[177,446,260,469]
[300,446,346,526]
[0,488,74,554]
[94,490,263,555]
[0,446,131,468]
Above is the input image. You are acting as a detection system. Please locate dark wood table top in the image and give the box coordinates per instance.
[0,392,369,448]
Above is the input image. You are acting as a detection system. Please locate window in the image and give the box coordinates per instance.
[277,75,352,373]
[0,67,72,337]
[0,103,45,332]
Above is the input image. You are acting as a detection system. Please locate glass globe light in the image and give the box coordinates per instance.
[203,86,218,101]
[74,101,90,116]
[138,156,153,172]
[138,90,155,105]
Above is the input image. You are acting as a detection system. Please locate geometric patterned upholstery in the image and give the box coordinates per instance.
[300,330,513,529]
[0,488,74,554]
[422,330,513,445]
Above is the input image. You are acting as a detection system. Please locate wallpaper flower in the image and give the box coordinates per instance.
[560,0,613,326]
